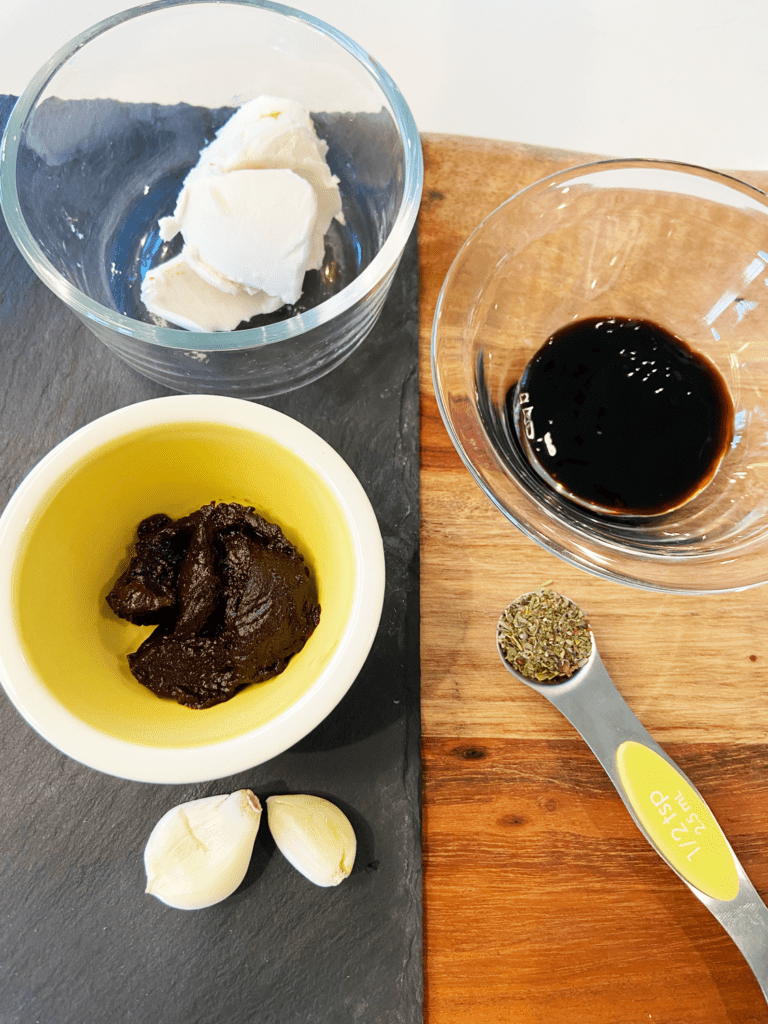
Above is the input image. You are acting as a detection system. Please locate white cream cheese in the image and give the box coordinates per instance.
[140,253,283,333]
[141,95,344,332]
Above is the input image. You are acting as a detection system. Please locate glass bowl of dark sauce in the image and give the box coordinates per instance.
[432,159,768,592]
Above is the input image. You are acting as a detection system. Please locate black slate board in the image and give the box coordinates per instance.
[0,96,422,1024]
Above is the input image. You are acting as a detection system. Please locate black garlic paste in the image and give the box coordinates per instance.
[107,502,320,708]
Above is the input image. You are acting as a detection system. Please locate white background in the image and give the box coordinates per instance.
[2,0,768,170]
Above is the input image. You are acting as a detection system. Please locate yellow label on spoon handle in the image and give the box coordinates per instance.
[616,740,740,903]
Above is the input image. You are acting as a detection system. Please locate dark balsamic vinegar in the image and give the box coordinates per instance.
[508,317,734,516]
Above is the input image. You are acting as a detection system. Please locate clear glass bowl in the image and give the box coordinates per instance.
[432,159,768,593]
[0,0,422,397]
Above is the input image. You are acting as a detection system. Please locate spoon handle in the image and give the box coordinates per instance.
[534,652,768,1001]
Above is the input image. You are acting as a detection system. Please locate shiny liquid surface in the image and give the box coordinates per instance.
[509,317,734,516]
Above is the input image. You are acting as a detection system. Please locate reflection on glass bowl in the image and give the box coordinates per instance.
[432,158,768,593]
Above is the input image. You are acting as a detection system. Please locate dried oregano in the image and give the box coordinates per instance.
[497,587,592,683]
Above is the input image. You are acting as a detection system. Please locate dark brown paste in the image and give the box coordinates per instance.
[106,502,320,708]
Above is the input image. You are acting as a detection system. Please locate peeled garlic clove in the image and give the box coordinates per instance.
[267,794,356,887]
[144,789,261,910]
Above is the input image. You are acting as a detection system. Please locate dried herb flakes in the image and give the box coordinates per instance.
[497,587,592,683]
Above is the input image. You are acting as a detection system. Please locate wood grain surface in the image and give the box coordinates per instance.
[418,134,768,1023]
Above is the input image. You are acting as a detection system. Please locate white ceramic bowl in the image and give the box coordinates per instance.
[0,395,385,783]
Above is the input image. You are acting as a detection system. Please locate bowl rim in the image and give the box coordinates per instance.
[431,156,768,594]
[0,0,423,353]
[0,395,386,783]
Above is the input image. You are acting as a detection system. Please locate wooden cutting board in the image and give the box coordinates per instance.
[418,134,768,1023]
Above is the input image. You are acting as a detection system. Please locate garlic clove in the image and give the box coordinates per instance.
[144,789,262,910]
[266,794,356,887]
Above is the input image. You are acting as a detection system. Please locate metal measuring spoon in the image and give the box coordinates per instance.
[497,589,768,1002]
